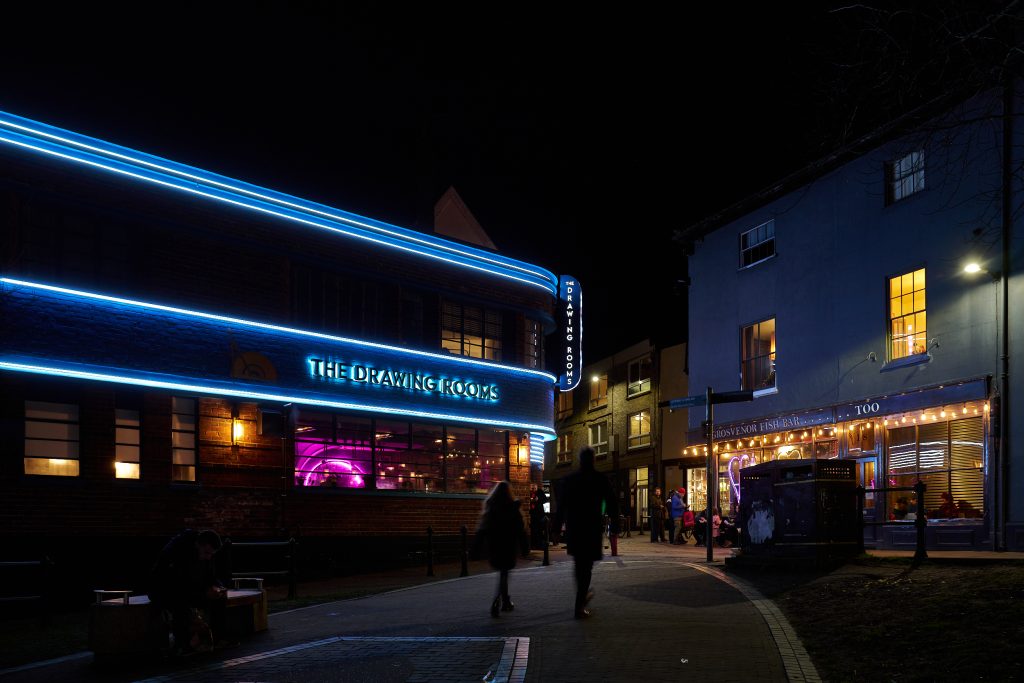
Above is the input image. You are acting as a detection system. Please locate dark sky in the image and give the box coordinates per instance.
[0,4,840,360]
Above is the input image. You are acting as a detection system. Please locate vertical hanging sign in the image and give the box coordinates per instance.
[558,275,582,391]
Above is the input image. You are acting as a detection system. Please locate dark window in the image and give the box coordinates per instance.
[557,391,574,420]
[556,433,574,465]
[524,318,542,368]
[171,397,197,482]
[739,220,775,268]
[885,151,925,204]
[627,358,651,397]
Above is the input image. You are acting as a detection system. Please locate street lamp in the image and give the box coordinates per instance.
[963,258,1007,549]
[963,261,1000,281]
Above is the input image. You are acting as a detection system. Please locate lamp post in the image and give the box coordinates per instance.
[964,261,1007,550]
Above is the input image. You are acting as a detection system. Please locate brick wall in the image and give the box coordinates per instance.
[0,135,557,588]
[0,376,542,546]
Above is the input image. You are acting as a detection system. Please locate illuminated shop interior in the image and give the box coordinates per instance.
[680,400,987,520]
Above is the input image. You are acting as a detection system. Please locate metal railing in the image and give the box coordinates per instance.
[857,481,927,565]
[0,557,53,623]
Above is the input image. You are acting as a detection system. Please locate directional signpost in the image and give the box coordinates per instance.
[661,388,753,563]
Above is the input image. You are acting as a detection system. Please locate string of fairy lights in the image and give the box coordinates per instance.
[680,401,989,459]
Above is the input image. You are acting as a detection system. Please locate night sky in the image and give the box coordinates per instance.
[0,4,870,360]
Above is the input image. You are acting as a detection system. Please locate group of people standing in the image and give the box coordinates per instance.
[649,487,696,544]
[650,490,737,548]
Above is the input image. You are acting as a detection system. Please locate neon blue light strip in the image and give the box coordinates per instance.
[0,360,556,438]
[0,277,557,383]
[0,114,558,294]
[529,431,552,456]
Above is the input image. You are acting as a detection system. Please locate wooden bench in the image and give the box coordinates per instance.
[89,578,267,658]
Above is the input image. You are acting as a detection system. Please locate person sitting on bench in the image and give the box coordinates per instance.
[148,528,228,654]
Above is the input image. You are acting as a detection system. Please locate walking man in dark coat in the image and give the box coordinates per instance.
[554,447,618,619]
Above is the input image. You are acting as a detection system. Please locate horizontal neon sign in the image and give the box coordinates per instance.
[309,358,500,401]
[0,277,555,383]
[0,360,555,439]
[0,111,558,294]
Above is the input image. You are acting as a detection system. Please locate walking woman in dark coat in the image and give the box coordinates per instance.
[476,480,528,617]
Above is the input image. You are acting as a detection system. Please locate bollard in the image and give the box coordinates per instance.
[542,515,550,566]
[913,481,928,566]
[426,526,435,577]
[856,486,865,555]
[460,525,469,577]
[287,538,298,599]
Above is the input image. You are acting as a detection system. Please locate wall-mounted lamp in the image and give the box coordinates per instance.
[232,418,244,444]
[964,262,1000,281]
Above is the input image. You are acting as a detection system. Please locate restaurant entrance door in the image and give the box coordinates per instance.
[630,466,649,532]
[856,456,879,545]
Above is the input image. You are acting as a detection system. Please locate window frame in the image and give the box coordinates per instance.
[24,400,80,477]
[627,357,652,398]
[114,407,141,480]
[740,317,777,392]
[887,267,927,361]
[171,396,198,483]
[589,421,609,457]
[557,390,574,420]
[556,433,574,465]
[524,318,542,369]
[627,410,651,450]
[885,150,925,205]
[738,219,776,269]
[885,416,984,521]
[441,301,503,362]
[589,374,609,410]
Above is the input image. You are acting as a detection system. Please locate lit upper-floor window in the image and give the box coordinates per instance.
[24,401,80,477]
[741,318,776,391]
[886,151,925,204]
[442,301,502,361]
[889,268,926,359]
[628,410,651,449]
[557,390,574,420]
[589,373,608,409]
[739,220,775,268]
[627,357,651,397]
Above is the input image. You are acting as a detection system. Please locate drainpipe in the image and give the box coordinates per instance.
[996,75,1013,551]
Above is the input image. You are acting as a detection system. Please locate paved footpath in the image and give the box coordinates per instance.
[4,537,814,682]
